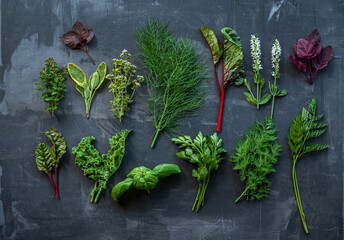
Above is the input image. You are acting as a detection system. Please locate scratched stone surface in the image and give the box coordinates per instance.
[0,0,342,239]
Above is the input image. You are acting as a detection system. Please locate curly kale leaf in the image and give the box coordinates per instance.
[72,129,131,203]
[172,132,226,212]
[230,117,281,202]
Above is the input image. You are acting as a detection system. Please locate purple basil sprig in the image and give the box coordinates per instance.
[61,20,95,65]
[288,29,333,84]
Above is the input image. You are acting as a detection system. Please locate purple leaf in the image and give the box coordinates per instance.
[311,45,333,70]
[61,31,81,49]
[295,38,317,59]
[72,20,89,40]
[305,28,322,55]
[288,53,307,73]
[86,31,94,44]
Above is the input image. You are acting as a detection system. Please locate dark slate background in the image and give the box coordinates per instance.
[0,0,342,239]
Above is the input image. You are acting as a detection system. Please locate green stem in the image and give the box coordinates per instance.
[151,129,161,148]
[192,183,202,211]
[235,185,250,203]
[270,95,275,119]
[256,77,260,110]
[292,160,308,233]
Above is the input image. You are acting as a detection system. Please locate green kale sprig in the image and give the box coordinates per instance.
[172,132,226,212]
[230,117,280,202]
[111,164,181,201]
[106,49,144,122]
[288,97,328,233]
[36,58,67,116]
[72,129,131,203]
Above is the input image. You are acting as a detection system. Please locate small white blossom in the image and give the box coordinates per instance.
[250,35,262,72]
[271,39,281,77]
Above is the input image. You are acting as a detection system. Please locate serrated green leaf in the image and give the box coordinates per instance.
[304,143,328,154]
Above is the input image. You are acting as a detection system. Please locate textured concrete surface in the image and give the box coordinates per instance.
[0,0,342,239]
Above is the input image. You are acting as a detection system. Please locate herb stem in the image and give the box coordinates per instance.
[84,46,95,65]
[216,85,226,132]
[192,183,202,211]
[55,167,59,199]
[235,186,250,203]
[308,59,313,84]
[213,64,221,98]
[270,77,277,119]
[151,129,161,148]
[256,75,260,110]
[292,159,308,233]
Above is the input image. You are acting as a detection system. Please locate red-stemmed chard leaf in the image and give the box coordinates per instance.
[288,53,307,73]
[311,46,333,70]
[200,26,223,97]
[295,38,317,59]
[305,28,322,55]
[215,27,245,132]
[61,20,95,64]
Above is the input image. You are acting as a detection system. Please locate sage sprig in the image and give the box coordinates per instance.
[136,18,207,148]
[106,49,144,122]
[68,62,107,118]
[288,97,328,233]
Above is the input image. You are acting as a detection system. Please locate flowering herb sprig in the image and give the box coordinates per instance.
[243,35,270,110]
[106,50,144,122]
[269,39,288,118]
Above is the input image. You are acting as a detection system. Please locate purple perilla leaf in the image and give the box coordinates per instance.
[288,53,307,73]
[295,38,317,60]
[311,45,333,70]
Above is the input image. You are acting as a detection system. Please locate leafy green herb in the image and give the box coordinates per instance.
[72,129,131,203]
[35,58,67,116]
[243,37,288,112]
[231,41,286,203]
[230,117,280,202]
[106,49,144,122]
[136,18,207,148]
[288,97,328,233]
[111,164,181,201]
[200,26,245,132]
[35,128,66,198]
[68,62,107,118]
[172,132,226,212]
[269,39,289,118]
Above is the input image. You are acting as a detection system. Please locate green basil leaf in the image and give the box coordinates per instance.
[152,164,181,178]
[111,178,133,202]
[277,89,289,97]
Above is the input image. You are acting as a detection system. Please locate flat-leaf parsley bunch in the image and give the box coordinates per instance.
[106,50,144,122]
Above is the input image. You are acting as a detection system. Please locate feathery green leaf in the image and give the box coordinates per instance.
[136,18,207,148]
